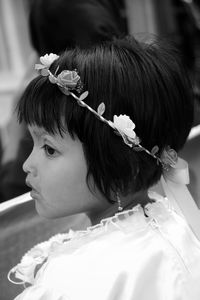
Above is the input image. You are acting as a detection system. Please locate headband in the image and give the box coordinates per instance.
[35,53,178,169]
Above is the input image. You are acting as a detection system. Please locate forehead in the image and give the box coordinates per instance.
[28,125,49,138]
[28,124,74,145]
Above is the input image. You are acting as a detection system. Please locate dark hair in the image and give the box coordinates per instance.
[29,0,127,55]
[18,36,193,201]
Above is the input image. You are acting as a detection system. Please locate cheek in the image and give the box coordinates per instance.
[40,157,94,214]
[44,158,86,188]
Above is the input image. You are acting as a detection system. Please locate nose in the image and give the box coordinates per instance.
[23,149,37,176]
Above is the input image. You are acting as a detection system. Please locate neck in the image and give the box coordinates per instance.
[88,189,149,226]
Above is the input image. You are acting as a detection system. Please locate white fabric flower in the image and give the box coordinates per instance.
[9,232,76,286]
[40,53,59,68]
[15,255,39,284]
[113,115,136,139]
[14,244,49,284]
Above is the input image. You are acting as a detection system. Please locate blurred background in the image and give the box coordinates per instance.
[0,0,32,127]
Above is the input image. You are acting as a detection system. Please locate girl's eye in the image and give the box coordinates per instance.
[43,145,57,157]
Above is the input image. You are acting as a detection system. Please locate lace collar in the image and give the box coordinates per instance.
[8,192,170,286]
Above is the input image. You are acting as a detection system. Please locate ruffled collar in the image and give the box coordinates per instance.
[8,192,171,286]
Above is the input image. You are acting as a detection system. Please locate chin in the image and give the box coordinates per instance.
[34,202,56,219]
[34,201,75,219]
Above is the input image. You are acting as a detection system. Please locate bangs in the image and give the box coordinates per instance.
[17,75,84,138]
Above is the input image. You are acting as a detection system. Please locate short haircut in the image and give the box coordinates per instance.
[18,36,194,201]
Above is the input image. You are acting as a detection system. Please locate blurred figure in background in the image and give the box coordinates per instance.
[172,0,200,125]
[0,0,127,202]
[171,0,200,205]
[30,0,127,54]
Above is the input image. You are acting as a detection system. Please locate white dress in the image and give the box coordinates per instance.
[9,192,200,300]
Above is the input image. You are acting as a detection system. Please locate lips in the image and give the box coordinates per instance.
[30,190,40,200]
[26,179,40,200]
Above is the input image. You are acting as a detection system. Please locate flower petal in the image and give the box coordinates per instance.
[40,53,59,67]
[123,128,136,139]
[35,64,45,70]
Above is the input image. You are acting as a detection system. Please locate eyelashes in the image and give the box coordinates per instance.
[42,144,58,157]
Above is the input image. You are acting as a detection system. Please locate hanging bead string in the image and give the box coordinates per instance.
[116,192,123,212]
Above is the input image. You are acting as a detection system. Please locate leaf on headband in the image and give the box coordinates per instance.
[49,75,57,84]
[79,91,89,101]
[97,103,105,116]
[35,64,45,70]
[151,145,159,155]
[54,66,60,76]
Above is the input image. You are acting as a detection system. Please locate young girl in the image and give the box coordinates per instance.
[9,36,200,299]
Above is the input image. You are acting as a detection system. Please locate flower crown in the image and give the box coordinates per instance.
[35,53,178,169]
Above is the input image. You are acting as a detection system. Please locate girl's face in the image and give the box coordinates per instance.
[23,125,108,219]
